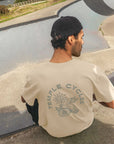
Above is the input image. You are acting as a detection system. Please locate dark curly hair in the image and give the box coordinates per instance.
[51,33,78,50]
[51,16,83,50]
[51,36,68,50]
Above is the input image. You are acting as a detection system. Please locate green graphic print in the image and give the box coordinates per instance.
[53,92,79,117]
[47,83,85,117]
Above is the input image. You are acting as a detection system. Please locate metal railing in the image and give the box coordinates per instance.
[8,0,46,7]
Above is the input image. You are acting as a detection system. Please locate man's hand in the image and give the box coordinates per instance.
[93,94,114,109]
[105,100,114,109]
[21,96,26,103]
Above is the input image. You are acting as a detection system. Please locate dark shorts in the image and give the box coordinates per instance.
[26,99,39,125]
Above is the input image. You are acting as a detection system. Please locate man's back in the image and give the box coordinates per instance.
[23,57,114,137]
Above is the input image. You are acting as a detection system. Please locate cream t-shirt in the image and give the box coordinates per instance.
[23,57,114,137]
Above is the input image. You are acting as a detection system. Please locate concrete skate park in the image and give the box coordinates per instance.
[0,0,114,143]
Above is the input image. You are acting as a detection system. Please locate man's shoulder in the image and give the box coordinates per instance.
[26,59,49,76]
[72,56,96,68]
[33,59,49,68]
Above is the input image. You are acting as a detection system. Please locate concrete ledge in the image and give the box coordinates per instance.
[100,15,114,49]
[101,15,114,36]
[80,48,114,75]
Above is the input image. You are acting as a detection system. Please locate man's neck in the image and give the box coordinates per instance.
[50,48,72,63]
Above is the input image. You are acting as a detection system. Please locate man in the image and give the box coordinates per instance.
[21,16,114,138]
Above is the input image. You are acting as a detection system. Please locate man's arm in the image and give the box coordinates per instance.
[93,94,114,109]
[105,100,114,109]
[92,66,114,107]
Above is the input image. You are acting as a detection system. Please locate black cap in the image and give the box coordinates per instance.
[51,16,83,39]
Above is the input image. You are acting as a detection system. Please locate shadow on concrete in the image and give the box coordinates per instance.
[0,105,33,136]
[0,119,114,144]
[84,0,114,16]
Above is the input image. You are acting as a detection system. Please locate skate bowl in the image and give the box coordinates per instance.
[0,0,114,138]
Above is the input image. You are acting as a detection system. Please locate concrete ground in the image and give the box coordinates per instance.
[0,101,114,144]
[0,0,114,143]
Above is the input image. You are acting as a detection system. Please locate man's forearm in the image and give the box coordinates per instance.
[105,100,114,109]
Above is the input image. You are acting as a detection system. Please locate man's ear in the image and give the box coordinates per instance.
[67,35,75,45]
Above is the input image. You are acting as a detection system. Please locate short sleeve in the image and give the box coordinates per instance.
[92,66,114,102]
[22,75,40,105]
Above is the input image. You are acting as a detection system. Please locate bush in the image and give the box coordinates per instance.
[0,5,9,14]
